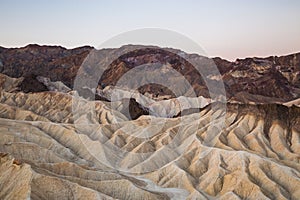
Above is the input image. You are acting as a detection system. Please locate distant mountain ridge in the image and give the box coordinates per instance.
[0,44,299,103]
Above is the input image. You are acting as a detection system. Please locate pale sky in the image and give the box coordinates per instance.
[0,0,299,61]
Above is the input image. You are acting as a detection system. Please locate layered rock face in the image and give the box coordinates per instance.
[0,44,299,102]
[0,45,299,199]
[0,44,93,88]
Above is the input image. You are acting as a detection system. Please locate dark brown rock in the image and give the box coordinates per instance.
[0,44,299,103]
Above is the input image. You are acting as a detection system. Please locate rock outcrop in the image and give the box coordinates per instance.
[0,72,299,199]
[0,44,299,103]
[0,45,299,199]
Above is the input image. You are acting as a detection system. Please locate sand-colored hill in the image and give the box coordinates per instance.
[0,73,299,199]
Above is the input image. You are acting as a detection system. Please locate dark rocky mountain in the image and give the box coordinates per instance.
[0,44,299,103]
[0,44,93,87]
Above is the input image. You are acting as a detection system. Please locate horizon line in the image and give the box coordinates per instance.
[1,43,299,62]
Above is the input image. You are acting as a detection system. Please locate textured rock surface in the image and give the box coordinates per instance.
[36,76,71,93]
[0,73,23,92]
[0,45,299,199]
[0,73,299,199]
[0,44,93,87]
[0,44,299,103]
[0,153,32,200]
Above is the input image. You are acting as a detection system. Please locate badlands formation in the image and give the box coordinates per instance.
[0,45,299,199]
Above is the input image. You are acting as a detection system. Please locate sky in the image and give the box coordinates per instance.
[0,0,299,61]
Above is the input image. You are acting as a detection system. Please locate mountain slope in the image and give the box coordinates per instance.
[0,45,299,199]
[0,45,299,103]
[0,74,299,199]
